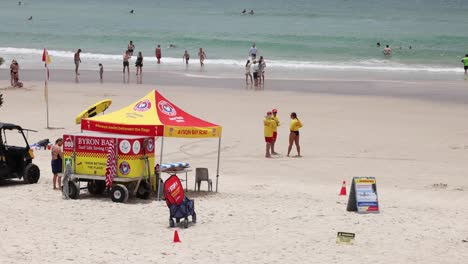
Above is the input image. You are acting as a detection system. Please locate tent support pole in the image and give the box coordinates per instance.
[215,135,221,192]
[157,136,164,201]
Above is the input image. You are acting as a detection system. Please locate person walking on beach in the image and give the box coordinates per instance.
[127,41,135,57]
[383,45,392,56]
[135,51,143,75]
[249,43,257,60]
[271,109,280,155]
[123,51,130,74]
[183,50,190,64]
[245,60,253,84]
[461,54,468,75]
[287,112,303,157]
[155,44,162,64]
[51,138,64,190]
[198,48,206,66]
[10,59,17,86]
[99,63,103,81]
[74,49,82,75]
[264,111,275,158]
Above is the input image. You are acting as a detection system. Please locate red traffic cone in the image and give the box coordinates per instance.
[173,230,181,243]
[339,180,347,196]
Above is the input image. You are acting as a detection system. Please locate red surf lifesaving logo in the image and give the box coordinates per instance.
[158,100,177,116]
[133,99,152,112]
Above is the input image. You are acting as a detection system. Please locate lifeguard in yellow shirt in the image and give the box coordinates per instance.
[271,108,280,155]
[264,111,275,158]
[287,112,303,157]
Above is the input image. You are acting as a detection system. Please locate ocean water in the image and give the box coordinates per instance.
[0,0,467,78]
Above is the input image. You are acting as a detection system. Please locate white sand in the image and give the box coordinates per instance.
[0,80,467,263]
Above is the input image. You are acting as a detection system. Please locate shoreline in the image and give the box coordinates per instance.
[2,68,468,105]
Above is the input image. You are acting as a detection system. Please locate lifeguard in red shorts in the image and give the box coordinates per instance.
[271,108,280,155]
[263,111,275,158]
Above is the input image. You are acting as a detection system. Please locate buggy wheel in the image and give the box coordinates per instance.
[68,181,80,199]
[183,218,189,228]
[192,212,197,223]
[87,180,106,195]
[136,181,151,200]
[169,219,175,228]
[111,184,129,203]
[23,163,40,184]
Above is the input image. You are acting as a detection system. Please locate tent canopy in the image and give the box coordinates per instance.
[81,90,222,138]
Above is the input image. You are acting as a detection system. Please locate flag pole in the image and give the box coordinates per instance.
[43,48,50,128]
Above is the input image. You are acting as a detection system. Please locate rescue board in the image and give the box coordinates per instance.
[75,99,112,124]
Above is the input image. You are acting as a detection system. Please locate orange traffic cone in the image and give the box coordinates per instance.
[339,180,347,196]
[173,230,181,243]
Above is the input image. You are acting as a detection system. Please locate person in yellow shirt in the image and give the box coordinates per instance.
[271,108,280,155]
[264,111,275,158]
[287,112,303,157]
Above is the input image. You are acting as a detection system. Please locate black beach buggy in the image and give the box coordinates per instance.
[0,122,40,183]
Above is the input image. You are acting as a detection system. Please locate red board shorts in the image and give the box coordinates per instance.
[272,132,277,142]
[265,137,273,143]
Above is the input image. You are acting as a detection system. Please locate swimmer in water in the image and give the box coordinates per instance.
[27,16,32,20]
[383,45,392,56]
[242,9,247,14]
[169,44,176,48]
[130,10,134,14]
[249,10,254,15]
[376,42,381,47]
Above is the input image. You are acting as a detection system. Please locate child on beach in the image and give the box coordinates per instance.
[123,51,130,74]
[99,63,103,81]
[183,50,190,64]
[198,48,206,66]
[135,51,143,75]
[245,60,253,84]
[287,112,303,157]
[257,57,264,84]
[252,60,259,86]
[155,44,162,64]
[51,138,64,190]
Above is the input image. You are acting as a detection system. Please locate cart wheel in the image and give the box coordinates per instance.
[192,212,197,223]
[23,163,40,184]
[183,218,189,228]
[136,181,151,200]
[68,181,80,199]
[87,180,106,195]
[169,219,175,228]
[111,184,129,203]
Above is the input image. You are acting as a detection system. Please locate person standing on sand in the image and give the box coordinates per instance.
[198,48,206,66]
[183,50,190,64]
[51,138,64,190]
[264,111,275,158]
[10,59,17,86]
[257,57,264,84]
[287,112,302,157]
[127,41,135,57]
[99,63,103,81]
[260,56,266,83]
[383,45,392,56]
[74,49,82,75]
[249,43,257,60]
[245,60,253,84]
[461,54,468,75]
[123,51,130,74]
[155,44,162,64]
[271,109,280,155]
[252,60,259,86]
[135,51,143,75]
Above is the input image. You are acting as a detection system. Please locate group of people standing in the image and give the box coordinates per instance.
[245,43,266,85]
[73,41,208,78]
[263,109,303,158]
